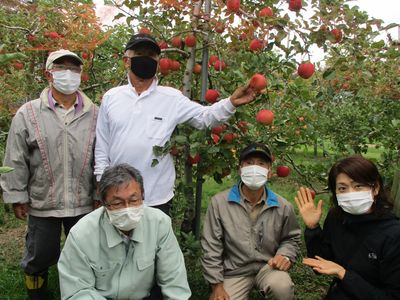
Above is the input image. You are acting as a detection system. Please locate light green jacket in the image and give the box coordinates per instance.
[58,206,191,300]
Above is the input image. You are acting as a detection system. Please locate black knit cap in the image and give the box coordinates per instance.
[125,33,161,54]
[239,143,272,163]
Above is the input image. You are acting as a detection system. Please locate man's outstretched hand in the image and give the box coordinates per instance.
[230,84,258,107]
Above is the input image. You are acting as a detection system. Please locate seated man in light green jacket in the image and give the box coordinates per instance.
[201,143,301,300]
[58,164,191,300]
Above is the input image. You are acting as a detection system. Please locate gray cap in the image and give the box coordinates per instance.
[45,49,83,70]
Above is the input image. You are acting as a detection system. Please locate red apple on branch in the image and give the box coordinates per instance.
[297,62,315,79]
[185,34,196,47]
[249,39,263,52]
[205,89,220,104]
[289,0,302,12]
[259,7,273,17]
[256,109,274,125]
[331,28,343,43]
[277,166,290,177]
[226,0,240,13]
[171,36,183,48]
[213,60,226,71]
[249,73,267,91]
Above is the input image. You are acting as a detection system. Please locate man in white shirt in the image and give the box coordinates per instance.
[95,33,257,215]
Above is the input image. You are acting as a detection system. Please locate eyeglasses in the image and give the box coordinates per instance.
[105,198,143,210]
[51,64,82,74]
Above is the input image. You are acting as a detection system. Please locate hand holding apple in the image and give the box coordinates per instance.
[229,84,258,107]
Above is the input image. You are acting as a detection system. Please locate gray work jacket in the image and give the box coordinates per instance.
[1,88,98,217]
[201,183,301,284]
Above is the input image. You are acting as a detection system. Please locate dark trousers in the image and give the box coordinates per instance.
[151,200,172,217]
[22,215,84,274]
[143,199,172,300]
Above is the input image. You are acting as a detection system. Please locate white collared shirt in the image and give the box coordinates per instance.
[95,79,236,206]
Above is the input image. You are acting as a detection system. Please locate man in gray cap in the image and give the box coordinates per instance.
[95,33,259,216]
[201,142,301,300]
[1,49,98,299]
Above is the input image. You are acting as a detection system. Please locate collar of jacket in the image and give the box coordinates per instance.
[227,181,280,207]
[40,87,93,113]
[100,207,144,248]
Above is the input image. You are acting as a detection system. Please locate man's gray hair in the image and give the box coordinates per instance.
[99,164,144,203]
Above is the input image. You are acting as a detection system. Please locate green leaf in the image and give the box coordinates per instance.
[371,40,385,49]
[0,166,14,174]
[323,68,336,80]
[151,159,159,167]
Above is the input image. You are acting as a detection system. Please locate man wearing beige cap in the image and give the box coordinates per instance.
[0,49,98,299]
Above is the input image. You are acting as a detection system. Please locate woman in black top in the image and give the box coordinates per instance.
[295,155,400,299]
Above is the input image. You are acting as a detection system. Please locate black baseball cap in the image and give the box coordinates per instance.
[239,143,272,163]
[125,33,161,54]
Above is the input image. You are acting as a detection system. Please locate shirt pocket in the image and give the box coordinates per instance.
[91,261,119,291]
[136,253,155,271]
[145,116,168,140]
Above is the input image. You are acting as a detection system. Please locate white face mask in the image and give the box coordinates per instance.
[240,165,268,190]
[106,205,144,231]
[51,70,81,95]
[336,190,374,215]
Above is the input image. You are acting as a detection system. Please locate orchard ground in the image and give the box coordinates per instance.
[0,147,385,299]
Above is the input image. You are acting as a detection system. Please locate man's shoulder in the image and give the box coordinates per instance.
[143,206,171,223]
[156,85,184,97]
[69,207,103,238]
[103,85,130,98]
[210,188,232,205]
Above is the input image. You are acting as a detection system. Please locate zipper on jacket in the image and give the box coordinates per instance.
[63,120,68,211]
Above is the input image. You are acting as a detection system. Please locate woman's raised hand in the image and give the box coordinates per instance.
[294,187,323,229]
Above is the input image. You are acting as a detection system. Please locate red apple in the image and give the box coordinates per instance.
[158,41,168,49]
[249,39,263,52]
[139,27,151,34]
[27,34,36,43]
[297,62,315,79]
[276,165,290,177]
[310,189,316,199]
[226,0,240,13]
[12,61,24,70]
[188,154,201,165]
[193,63,202,74]
[159,58,171,72]
[213,60,226,71]
[49,31,60,39]
[211,124,226,136]
[223,132,235,144]
[170,60,181,71]
[170,145,180,156]
[259,7,273,17]
[237,120,248,133]
[209,55,219,66]
[185,34,196,47]
[171,36,182,48]
[249,73,267,91]
[205,89,220,104]
[289,0,302,12]
[81,52,90,60]
[330,28,343,43]
[81,73,89,82]
[211,134,220,144]
[239,32,247,40]
[256,109,274,125]
[214,22,225,33]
